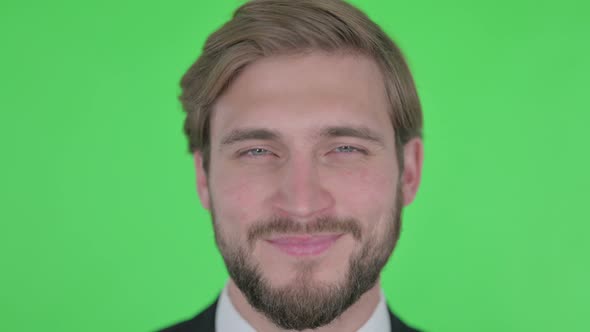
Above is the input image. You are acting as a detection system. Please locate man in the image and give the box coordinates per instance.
[161,0,423,331]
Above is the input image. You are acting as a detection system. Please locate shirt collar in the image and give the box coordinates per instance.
[357,288,391,332]
[215,282,391,332]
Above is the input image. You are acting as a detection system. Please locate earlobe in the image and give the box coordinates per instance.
[194,151,211,210]
[401,138,424,206]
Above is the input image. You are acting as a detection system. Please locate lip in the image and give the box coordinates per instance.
[265,234,343,257]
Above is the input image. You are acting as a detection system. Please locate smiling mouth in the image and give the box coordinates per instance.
[265,234,344,256]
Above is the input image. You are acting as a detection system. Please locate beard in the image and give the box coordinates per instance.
[210,186,403,331]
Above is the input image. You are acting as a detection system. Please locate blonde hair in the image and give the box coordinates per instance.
[180,0,422,172]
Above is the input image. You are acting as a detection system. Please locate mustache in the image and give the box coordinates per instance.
[247,216,362,247]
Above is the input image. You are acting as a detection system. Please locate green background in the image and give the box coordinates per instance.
[1,0,589,331]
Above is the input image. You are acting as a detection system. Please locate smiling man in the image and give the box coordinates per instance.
[161,0,423,331]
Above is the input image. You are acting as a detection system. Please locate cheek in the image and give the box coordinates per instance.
[326,164,398,228]
[209,167,277,233]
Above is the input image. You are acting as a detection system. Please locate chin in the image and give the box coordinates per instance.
[264,260,348,291]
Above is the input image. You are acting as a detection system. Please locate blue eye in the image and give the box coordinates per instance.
[242,148,272,157]
[334,146,361,153]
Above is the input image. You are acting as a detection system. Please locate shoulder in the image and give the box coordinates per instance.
[157,300,218,332]
[389,308,422,332]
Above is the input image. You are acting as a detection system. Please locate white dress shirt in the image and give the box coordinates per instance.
[215,282,391,332]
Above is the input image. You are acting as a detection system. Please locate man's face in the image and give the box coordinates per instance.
[194,52,421,329]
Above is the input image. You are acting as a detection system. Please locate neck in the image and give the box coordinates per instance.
[227,278,382,332]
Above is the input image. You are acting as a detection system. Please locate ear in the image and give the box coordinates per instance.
[193,151,211,210]
[401,138,424,206]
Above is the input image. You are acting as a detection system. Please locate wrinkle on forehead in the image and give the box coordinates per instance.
[209,52,393,148]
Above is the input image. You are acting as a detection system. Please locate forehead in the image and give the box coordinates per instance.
[210,52,393,141]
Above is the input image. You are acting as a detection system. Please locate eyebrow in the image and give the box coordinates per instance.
[220,128,282,146]
[219,125,386,147]
[319,126,385,146]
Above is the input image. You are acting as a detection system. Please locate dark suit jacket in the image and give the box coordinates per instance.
[159,298,421,332]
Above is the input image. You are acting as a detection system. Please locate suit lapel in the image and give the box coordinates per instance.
[388,306,421,332]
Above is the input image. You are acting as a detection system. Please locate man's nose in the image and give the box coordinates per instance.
[271,156,335,219]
